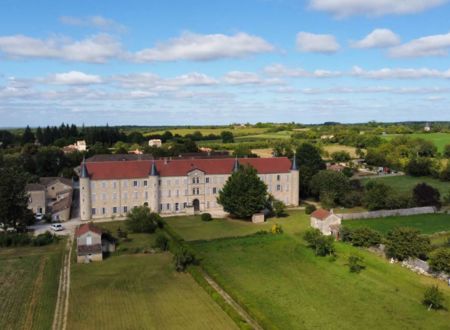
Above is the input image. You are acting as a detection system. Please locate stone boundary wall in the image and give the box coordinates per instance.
[338,206,437,220]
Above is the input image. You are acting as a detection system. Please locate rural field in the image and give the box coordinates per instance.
[145,126,267,137]
[67,225,236,330]
[382,132,450,152]
[322,144,360,159]
[0,241,65,330]
[361,175,450,196]
[182,212,450,330]
[343,213,450,235]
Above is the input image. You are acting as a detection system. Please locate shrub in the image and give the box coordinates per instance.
[0,233,32,247]
[303,228,335,256]
[347,254,366,273]
[413,183,441,208]
[385,227,431,261]
[271,224,283,234]
[126,206,159,233]
[154,234,169,251]
[201,213,213,222]
[272,200,287,217]
[339,227,353,242]
[33,231,57,246]
[349,227,382,247]
[423,285,446,310]
[428,248,450,274]
[117,227,128,239]
[173,246,196,272]
[305,204,316,215]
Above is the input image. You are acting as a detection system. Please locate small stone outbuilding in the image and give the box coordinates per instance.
[310,209,342,237]
[76,223,115,263]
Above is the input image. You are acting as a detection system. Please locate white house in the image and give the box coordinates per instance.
[148,139,162,148]
[310,209,341,237]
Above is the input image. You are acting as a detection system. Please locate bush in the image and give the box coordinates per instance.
[201,213,213,222]
[428,248,450,274]
[154,234,169,251]
[347,254,366,273]
[173,246,196,272]
[349,227,382,247]
[33,231,57,246]
[303,228,335,256]
[0,233,32,247]
[339,227,353,242]
[271,224,283,234]
[385,227,431,261]
[272,200,287,217]
[126,206,159,233]
[305,204,316,215]
[413,183,441,208]
[423,285,446,310]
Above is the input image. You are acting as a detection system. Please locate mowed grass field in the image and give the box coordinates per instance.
[145,127,267,137]
[343,213,450,235]
[182,210,450,330]
[382,132,450,152]
[0,241,64,330]
[68,253,237,330]
[361,175,450,196]
[323,144,360,158]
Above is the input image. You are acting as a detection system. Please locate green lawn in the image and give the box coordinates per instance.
[0,241,64,330]
[361,175,450,196]
[190,233,450,330]
[383,132,450,152]
[68,253,237,330]
[343,214,450,235]
[164,211,310,241]
[235,131,292,142]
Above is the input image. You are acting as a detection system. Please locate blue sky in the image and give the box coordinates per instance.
[0,0,449,126]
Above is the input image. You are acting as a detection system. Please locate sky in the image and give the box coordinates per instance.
[0,0,450,127]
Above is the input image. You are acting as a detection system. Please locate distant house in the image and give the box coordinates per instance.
[148,139,162,148]
[76,223,115,263]
[327,164,345,172]
[26,177,73,221]
[63,140,87,153]
[310,209,341,237]
[424,123,431,132]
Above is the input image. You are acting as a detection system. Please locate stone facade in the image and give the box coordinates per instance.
[310,209,342,236]
[80,157,299,220]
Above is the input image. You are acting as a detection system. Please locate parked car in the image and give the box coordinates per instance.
[50,223,64,231]
[35,213,44,221]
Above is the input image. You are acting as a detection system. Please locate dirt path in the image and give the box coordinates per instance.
[52,235,73,330]
[23,256,48,329]
[201,270,263,330]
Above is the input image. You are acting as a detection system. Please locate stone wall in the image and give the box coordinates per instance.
[338,206,437,220]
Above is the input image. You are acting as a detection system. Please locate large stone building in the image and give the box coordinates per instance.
[79,156,299,221]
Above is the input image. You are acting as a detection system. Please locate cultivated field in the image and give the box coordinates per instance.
[68,253,237,330]
[145,127,267,137]
[323,144,360,159]
[361,175,450,196]
[0,242,64,330]
[343,214,450,235]
[382,132,450,152]
[185,213,450,329]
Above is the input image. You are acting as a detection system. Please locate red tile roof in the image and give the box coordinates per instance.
[311,209,332,221]
[85,157,292,180]
[76,223,103,237]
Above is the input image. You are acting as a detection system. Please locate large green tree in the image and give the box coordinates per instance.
[0,166,33,230]
[217,165,268,219]
[385,227,431,261]
[295,143,326,198]
[310,170,351,208]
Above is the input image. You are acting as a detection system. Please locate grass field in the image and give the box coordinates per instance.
[323,144,360,158]
[382,132,450,152]
[68,253,237,330]
[188,221,450,329]
[343,214,450,235]
[361,175,450,196]
[165,211,309,241]
[0,241,65,330]
[235,131,292,142]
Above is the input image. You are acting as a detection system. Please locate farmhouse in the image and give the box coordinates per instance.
[79,156,299,220]
[310,209,342,237]
[76,223,115,263]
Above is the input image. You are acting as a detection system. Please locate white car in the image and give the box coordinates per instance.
[35,213,44,221]
[50,223,64,231]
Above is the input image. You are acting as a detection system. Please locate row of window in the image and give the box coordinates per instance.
[92,206,129,215]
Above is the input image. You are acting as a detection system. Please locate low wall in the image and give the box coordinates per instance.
[338,206,437,220]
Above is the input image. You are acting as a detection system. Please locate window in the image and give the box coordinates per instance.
[102,208,106,215]
[192,177,196,184]
[102,193,107,201]
[92,208,96,215]
[133,181,138,187]
[206,201,210,208]
[112,193,117,200]
[277,184,281,191]
[102,181,106,189]
[185,189,188,196]
[91,182,96,189]
[192,188,196,195]
[213,187,217,194]
[134,192,138,199]
[112,181,117,189]
[123,192,128,200]
[91,193,96,202]
[168,190,171,197]
[183,202,187,209]
[206,177,210,183]
[277,175,281,181]
[86,235,92,246]
[123,206,128,213]
[159,204,163,211]
[145,191,148,200]
[123,181,128,188]
[175,203,179,211]
[112,207,117,214]
[192,187,200,195]
[143,180,148,186]
[176,190,179,197]
[166,203,170,211]
[175,179,179,185]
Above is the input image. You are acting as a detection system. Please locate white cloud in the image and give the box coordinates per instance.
[351,29,400,48]
[59,15,127,32]
[309,0,448,18]
[389,32,450,57]
[351,66,450,79]
[133,32,274,62]
[0,34,123,63]
[296,32,340,54]
[46,71,103,85]
[167,73,218,86]
[265,64,341,78]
